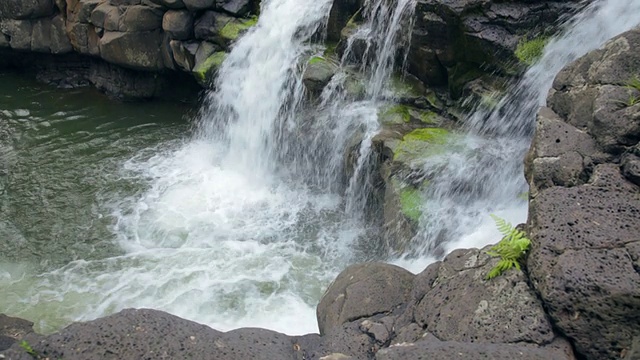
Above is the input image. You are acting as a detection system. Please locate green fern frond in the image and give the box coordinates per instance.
[490,214,513,237]
[485,215,531,280]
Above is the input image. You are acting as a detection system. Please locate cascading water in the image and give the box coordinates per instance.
[397,0,640,268]
[3,0,639,338]
[0,0,418,335]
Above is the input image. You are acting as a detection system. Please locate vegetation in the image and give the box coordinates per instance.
[399,186,423,222]
[515,37,548,65]
[624,76,640,106]
[193,52,227,84]
[220,16,259,40]
[308,56,326,65]
[485,215,531,280]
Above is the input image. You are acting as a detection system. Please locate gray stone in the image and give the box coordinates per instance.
[303,57,337,96]
[413,247,555,345]
[0,0,54,20]
[183,0,214,11]
[67,21,99,55]
[0,314,34,351]
[0,309,301,360]
[148,0,186,9]
[622,154,640,186]
[194,41,220,67]
[376,340,575,360]
[90,2,121,31]
[120,5,164,32]
[50,14,73,54]
[30,17,51,52]
[1,20,33,51]
[317,263,414,336]
[67,0,102,23]
[218,0,252,16]
[169,39,196,71]
[527,165,640,360]
[99,30,164,70]
[326,0,363,42]
[162,10,194,40]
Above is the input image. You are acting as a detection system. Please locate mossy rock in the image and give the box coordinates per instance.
[515,36,548,65]
[378,104,439,126]
[389,177,429,223]
[219,16,258,41]
[391,128,452,165]
[193,51,227,85]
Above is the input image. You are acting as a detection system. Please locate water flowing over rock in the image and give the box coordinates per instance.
[525,27,640,360]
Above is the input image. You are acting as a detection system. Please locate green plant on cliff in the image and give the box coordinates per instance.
[515,37,548,65]
[485,215,531,280]
[625,76,640,106]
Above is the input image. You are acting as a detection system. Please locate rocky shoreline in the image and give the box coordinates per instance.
[1,0,639,359]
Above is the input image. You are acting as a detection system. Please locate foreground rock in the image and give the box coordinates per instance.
[0,247,575,360]
[525,27,640,360]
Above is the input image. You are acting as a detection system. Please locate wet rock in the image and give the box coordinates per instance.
[622,153,640,186]
[170,39,197,71]
[326,0,364,42]
[163,10,194,40]
[303,56,337,96]
[375,340,574,360]
[0,314,34,351]
[317,263,414,336]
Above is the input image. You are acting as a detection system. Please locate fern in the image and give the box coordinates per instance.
[485,215,531,280]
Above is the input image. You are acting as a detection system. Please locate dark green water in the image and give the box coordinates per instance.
[0,72,196,330]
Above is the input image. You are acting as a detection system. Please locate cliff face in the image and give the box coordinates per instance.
[0,0,260,99]
[525,27,640,360]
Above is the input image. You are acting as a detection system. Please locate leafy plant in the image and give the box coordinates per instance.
[515,37,548,65]
[614,76,640,107]
[485,215,531,280]
[19,340,38,357]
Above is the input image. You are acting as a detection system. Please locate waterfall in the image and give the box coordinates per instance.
[398,0,640,264]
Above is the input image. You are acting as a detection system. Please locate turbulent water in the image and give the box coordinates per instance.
[2,0,640,337]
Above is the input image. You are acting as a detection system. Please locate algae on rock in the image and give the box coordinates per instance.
[193,51,227,85]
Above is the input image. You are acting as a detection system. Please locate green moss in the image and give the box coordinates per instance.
[379,104,438,126]
[308,56,326,65]
[324,42,338,57]
[399,186,422,222]
[515,37,548,65]
[393,128,451,163]
[193,52,227,84]
[220,16,258,41]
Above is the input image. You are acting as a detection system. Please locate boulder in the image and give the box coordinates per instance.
[169,39,197,71]
[526,27,640,360]
[0,309,300,360]
[303,56,337,96]
[183,0,215,11]
[408,247,555,345]
[0,19,33,51]
[120,5,164,32]
[0,0,54,20]
[218,0,253,16]
[326,0,364,42]
[376,339,575,360]
[148,0,186,9]
[90,2,121,31]
[66,0,102,23]
[316,262,414,336]
[163,10,194,40]
[99,30,165,70]
[0,314,34,351]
